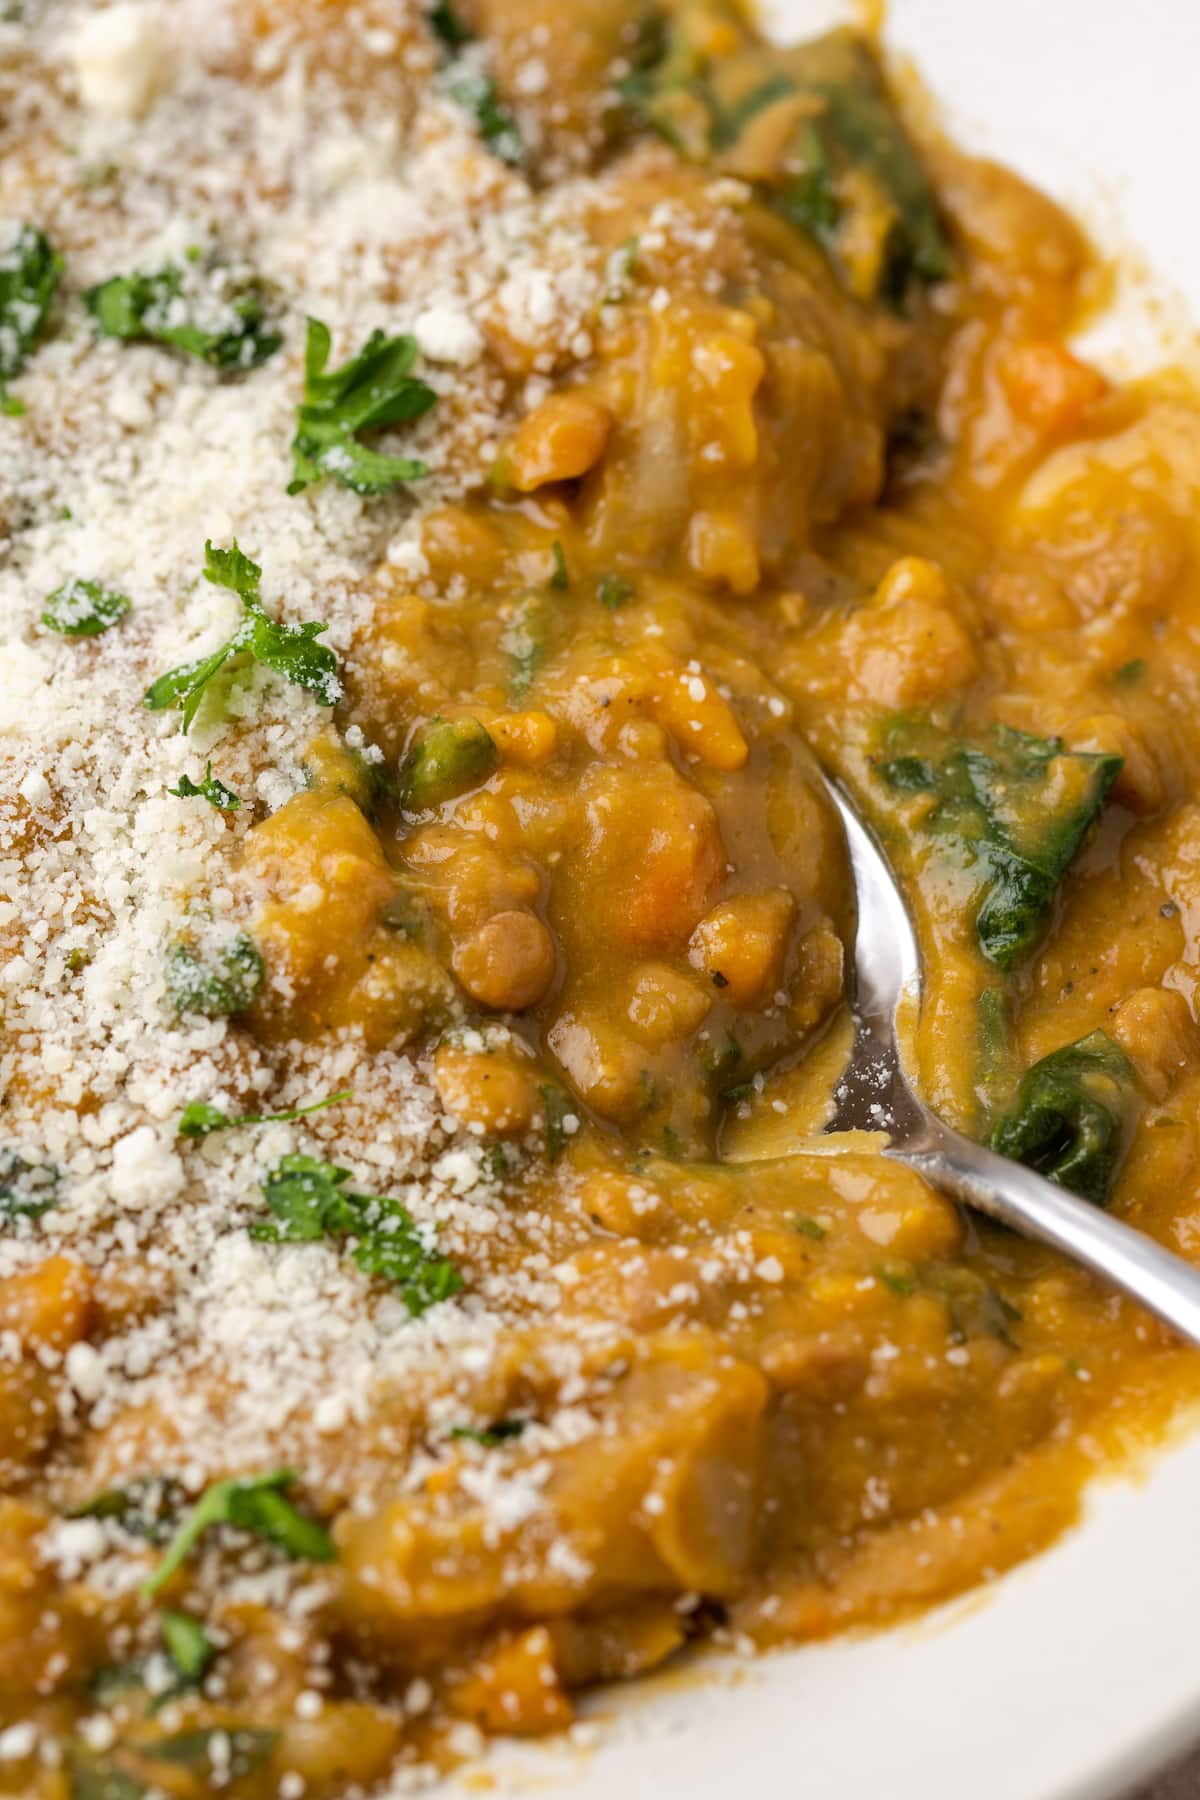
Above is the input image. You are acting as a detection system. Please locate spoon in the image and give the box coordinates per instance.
[824,782,1200,1347]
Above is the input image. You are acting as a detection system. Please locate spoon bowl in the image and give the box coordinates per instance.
[825,781,1200,1348]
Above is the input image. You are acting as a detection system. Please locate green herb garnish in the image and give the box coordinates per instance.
[166,932,263,1017]
[0,1148,58,1220]
[449,1416,527,1446]
[167,760,241,810]
[989,1029,1137,1206]
[792,1214,827,1240]
[141,1468,333,1598]
[502,593,551,699]
[86,262,281,370]
[0,223,61,414]
[538,1084,573,1164]
[251,1154,464,1315]
[428,0,470,50]
[41,578,130,637]
[399,715,497,811]
[597,574,634,611]
[144,540,340,733]
[288,319,437,497]
[160,1609,215,1684]
[177,1088,350,1138]
[549,540,570,590]
[445,68,524,167]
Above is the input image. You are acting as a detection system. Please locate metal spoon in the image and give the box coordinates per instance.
[825,782,1200,1347]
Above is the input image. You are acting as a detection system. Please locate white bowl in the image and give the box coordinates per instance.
[450,4,1200,1794]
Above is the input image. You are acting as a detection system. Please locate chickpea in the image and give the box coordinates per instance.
[452,910,558,1012]
[434,1038,541,1136]
[626,963,712,1046]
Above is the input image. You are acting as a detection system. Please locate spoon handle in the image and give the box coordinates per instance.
[896,1126,1200,1348]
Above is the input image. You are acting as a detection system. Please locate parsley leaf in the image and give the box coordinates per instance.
[445,68,525,167]
[144,540,341,733]
[288,319,437,497]
[0,223,61,414]
[166,932,264,1017]
[177,1088,351,1138]
[538,1084,573,1163]
[41,578,131,637]
[159,1609,215,1684]
[597,574,634,611]
[141,1468,333,1598]
[85,262,281,371]
[428,0,470,49]
[449,1417,528,1446]
[0,1148,58,1220]
[251,1153,463,1316]
[167,759,241,811]
[792,1214,827,1240]
[549,540,569,590]
[69,1476,187,1542]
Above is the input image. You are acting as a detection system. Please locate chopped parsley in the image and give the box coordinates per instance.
[792,1214,827,1240]
[549,539,570,590]
[85,261,281,371]
[177,1088,351,1138]
[159,1609,215,1684]
[167,760,241,811]
[538,1084,573,1163]
[165,932,263,1017]
[428,0,470,49]
[144,540,340,733]
[288,318,437,497]
[0,1148,58,1220]
[597,574,634,611]
[251,1153,464,1315]
[141,1468,333,1598]
[0,223,61,414]
[445,67,525,167]
[449,1417,528,1447]
[41,578,130,637]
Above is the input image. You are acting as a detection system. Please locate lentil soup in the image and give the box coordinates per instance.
[2,1,1200,1794]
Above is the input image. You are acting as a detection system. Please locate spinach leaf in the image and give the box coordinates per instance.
[251,1153,464,1315]
[86,261,281,371]
[141,1468,333,1598]
[623,14,951,305]
[875,722,1123,970]
[0,223,61,413]
[988,1030,1137,1206]
[65,1747,146,1800]
[288,319,437,496]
